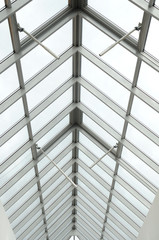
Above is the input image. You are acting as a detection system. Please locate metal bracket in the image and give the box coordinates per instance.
[99,23,142,56]
[17,23,60,59]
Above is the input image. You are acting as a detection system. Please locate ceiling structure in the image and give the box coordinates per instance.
[1,0,159,239]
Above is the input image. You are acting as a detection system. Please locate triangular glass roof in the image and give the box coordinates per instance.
[1,0,159,239]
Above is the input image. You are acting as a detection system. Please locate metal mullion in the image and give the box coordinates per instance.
[13,202,42,232]
[78,77,159,146]
[110,202,140,232]
[41,161,74,193]
[102,233,114,240]
[116,175,151,208]
[51,222,72,240]
[129,0,159,20]
[75,229,89,240]
[1,107,76,172]
[47,198,73,226]
[2,47,77,113]
[77,224,95,240]
[38,232,48,240]
[78,144,114,177]
[47,207,73,233]
[17,214,44,240]
[77,206,102,232]
[77,222,97,240]
[30,225,46,240]
[0,10,77,73]
[78,185,106,215]
[104,223,125,240]
[107,213,136,240]
[113,190,145,221]
[4,177,38,210]
[77,158,111,191]
[119,159,157,194]
[77,216,101,239]
[77,173,109,203]
[78,104,158,172]
[45,193,73,217]
[77,197,103,223]
[1,136,73,194]
[0,0,31,23]
[1,78,76,145]
[79,12,159,72]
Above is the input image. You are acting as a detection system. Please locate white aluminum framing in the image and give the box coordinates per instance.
[1,0,159,239]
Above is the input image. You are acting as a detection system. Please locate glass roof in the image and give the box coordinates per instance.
[0,0,159,240]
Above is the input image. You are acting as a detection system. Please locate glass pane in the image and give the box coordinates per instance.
[137,61,159,102]
[17,0,68,39]
[0,20,13,61]
[109,208,138,236]
[78,166,110,198]
[88,0,143,39]
[105,228,119,240]
[112,195,143,227]
[93,164,113,185]
[31,87,72,134]
[16,210,42,239]
[145,18,159,60]
[24,221,43,240]
[0,149,32,188]
[114,182,149,216]
[1,98,24,135]
[26,58,72,110]
[83,114,117,147]
[38,135,72,172]
[0,64,19,102]
[102,155,116,172]
[1,127,29,163]
[122,146,159,188]
[81,86,124,134]
[126,124,159,164]
[12,198,40,228]
[78,177,107,207]
[79,132,104,158]
[155,0,159,6]
[7,184,38,217]
[131,96,159,135]
[118,165,155,203]
[0,0,5,9]
[36,115,70,147]
[1,168,35,205]
[82,57,130,110]
[82,19,137,81]
[21,20,72,82]
[107,218,131,240]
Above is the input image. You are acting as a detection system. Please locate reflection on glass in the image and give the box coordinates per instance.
[145,18,159,60]
[82,19,137,81]
[122,147,159,188]
[88,0,143,39]
[1,99,24,135]
[81,86,124,134]
[137,61,159,103]
[0,64,19,102]
[26,58,72,110]
[31,87,72,134]
[82,57,130,109]
[16,0,68,38]
[126,124,159,164]
[21,20,72,82]
[0,20,13,61]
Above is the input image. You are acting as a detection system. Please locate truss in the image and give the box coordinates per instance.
[1,0,159,239]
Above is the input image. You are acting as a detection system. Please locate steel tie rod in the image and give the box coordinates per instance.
[90,143,118,169]
[99,23,142,57]
[36,145,77,188]
[17,24,60,59]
